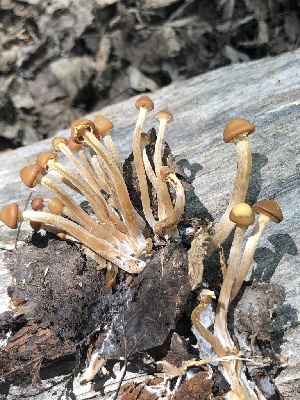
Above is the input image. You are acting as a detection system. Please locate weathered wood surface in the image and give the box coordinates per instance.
[0,49,299,398]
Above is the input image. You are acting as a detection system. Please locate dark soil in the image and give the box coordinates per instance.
[1,0,300,149]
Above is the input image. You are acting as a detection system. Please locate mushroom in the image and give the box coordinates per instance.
[93,115,122,170]
[214,203,255,349]
[230,199,283,301]
[154,110,174,220]
[0,203,145,274]
[132,97,156,228]
[153,167,185,234]
[209,118,255,255]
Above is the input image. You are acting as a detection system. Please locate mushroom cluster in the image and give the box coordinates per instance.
[0,98,283,399]
[0,96,185,279]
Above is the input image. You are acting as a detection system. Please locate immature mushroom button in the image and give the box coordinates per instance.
[209,118,255,255]
[230,199,283,301]
[214,203,255,349]
[31,197,45,211]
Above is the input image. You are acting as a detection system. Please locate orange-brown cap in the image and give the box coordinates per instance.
[135,95,154,111]
[36,152,58,170]
[71,119,96,143]
[0,203,19,229]
[252,200,283,223]
[229,203,255,226]
[68,137,83,151]
[30,221,42,231]
[93,115,114,136]
[20,164,43,188]
[156,110,173,123]
[223,118,255,143]
[52,137,68,152]
[48,197,64,215]
[31,198,44,211]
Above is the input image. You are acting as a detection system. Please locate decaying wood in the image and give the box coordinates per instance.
[0,49,299,398]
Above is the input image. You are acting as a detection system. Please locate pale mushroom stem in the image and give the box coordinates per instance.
[45,159,134,250]
[153,167,185,234]
[133,109,156,228]
[214,225,246,349]
[230,214,270,302]
[102,132,122,171]
[154,119,173,220]
[192,290,255,399]
[53,139,101,195]
[81,131,147,252]
[37,174,133,254]
[209,137,252,253]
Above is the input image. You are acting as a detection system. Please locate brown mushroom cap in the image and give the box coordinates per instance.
[140,132,151,146]
[229,203,255,226]
[31,198,44,211]
[0,203,19,229]
[156,110,173,123]
[135,95,154,111]
[223,118,255,143]
[71,119,97,143]
[48,197,64,215]
[36,152,58,170]
[52,137,68,152]
[93,116,114,136]
[30,221,42,231]
[252,199,283,223]
[20,164,43,188]
[68,137,83,151]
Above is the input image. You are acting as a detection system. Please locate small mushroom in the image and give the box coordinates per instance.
[133,97,156,228]
[214,203,255,349]
[209,118,255,254]
[153,167,185,234]
[230,199,283,301]
[154,110,174,220]
[93,115,122,170]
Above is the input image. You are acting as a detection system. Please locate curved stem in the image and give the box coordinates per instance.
[214,226,245,349]
[208,138,252,255]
